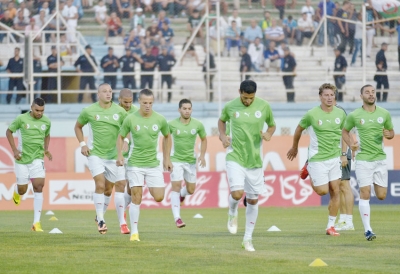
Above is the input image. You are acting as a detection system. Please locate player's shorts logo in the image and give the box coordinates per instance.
[152,124,158,131]
[191,129,197,135]
[360,119,365,125]
[176,129,180,135]
[113,114,119,121]
[255,111,262,118]
[335,118,340,124]
[318,120,322,126]
[377,117,383,124]
[25,124,30,129]
[135,125,140,131]
[41,125,46,131]
[235,111,240,118]
[95,115,100,121]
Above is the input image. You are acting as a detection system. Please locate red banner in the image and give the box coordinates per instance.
[0,171,320,210]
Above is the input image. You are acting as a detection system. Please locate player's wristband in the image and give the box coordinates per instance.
[124,138,130,144]
[80,141,87,148]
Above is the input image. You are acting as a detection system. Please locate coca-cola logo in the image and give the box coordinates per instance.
[141,175,212,207]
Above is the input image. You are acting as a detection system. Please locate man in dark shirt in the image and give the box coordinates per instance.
[335,1,350,54]
[0,10,14,42]
[240,46,251,81]
[6,47,24,104]
[187,9,203,38]
[119,48,142,102]
[33,56,42,97]
[46,46,64,103]
[74,45,98,103]
[333,48,347,101]
[282,47,296,102]
[374,42,389,102]
[101,47,119,92]
[201,46,216,102]
[158,47,176,102]
[140,47,157,89]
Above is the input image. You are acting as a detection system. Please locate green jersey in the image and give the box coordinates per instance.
[8,112,51,164]
[220,97,276,169]
[169,117,206,164]
[299,106,346,162]
[122,104,139,159]
[119,110,169,168]
[77,102,127,160]
[344,106,393,161]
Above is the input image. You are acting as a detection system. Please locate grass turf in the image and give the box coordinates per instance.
[0,206,399,274]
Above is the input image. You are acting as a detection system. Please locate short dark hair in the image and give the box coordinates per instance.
[240,80,257,94]
[318,83,336,95]
[360,84,373,94]
[179,99,192,108]
[33,97,45,106]
[139,89,154,97]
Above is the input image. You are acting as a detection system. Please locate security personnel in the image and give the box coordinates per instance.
[140,46,157,89]
[282,47,297,102]
[46,46,64,103]
[100,47,119,91]
[74,44,98,103]
[157,47,176,102]
[6,47,24,104]
[33,56,42,97]
[119,48,142,102]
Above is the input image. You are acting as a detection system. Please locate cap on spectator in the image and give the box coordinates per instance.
[108,46,113,50]
[51,45,56,49]
[85,44,92,49]
[136,7,143,13]
[30,17,35,23]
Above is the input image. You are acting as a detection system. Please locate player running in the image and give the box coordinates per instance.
[117,88,173,242]
[342,84,394,241]
[168,99,207,228]
[287,83,346,237]
[114,88,139,234]
[74,83,127,234]
[218,80,276,252]
[6,98,52,232]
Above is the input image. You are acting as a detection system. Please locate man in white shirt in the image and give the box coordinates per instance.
[63,0,79,43]
[296,12,314,45]
[247,37,264,72]
[17,1,30,21]
[228,9,242,29]
[301,0,315,21]
[264,19,285,47]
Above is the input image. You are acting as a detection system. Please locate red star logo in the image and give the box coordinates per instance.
[53,183,74,202]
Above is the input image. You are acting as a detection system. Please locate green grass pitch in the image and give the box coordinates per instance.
[0,206,399,273]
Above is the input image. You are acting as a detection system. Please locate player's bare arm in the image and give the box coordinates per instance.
[342,128,359,161]
[5,128,21,161]
[116,134,125,166]
[74,121,90,157]
[260,125,276,141]
[163,133,173,172]
[44,135,52,161]
[340,137,348,167]
[198,136,207,168]
[287,125,304,161]
[122,132,131,153]
[383,128,394,140]
[218,119,231,148]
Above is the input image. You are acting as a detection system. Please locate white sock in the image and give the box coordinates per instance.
[129,204,140,234]
[103,195,111,215]
[124,191,131,208]
[346,214,353,226]
[14,184,19,195]
[327,216,336,229]
[244,203,258,241]
[180,187,188,198]
[359,199,372,232]
[338,214,346,223]
[114,192,126,225]
[93,193,104,222]
[33,192,43,224]
[228,194,239,216]
[171,191,181,221]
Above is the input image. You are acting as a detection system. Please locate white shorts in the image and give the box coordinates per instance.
[355,160,388,188]
[170,162,197,183]
[307,157,341,187]
[15,159,45,185]
[226,161,264,195]
[116,158,130,182]
[126,166,165,188]
[87,155,119,183]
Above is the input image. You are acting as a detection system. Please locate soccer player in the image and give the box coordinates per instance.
[74,83,127,234]
[168,99,207,228]
[114,88,138,234]
[342,84,394,241]
[117,89,173,242]
[6,98,52,232]
[287,83,346,236]
[218,80,276,252]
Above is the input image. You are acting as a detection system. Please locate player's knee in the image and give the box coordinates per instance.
[17,185,28,195]
[154,195,164,202]
[315,189,328,196]
[186,185,195,195]
[114,182,125,192]
[231,191,242,200]
[376,192,387,200]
